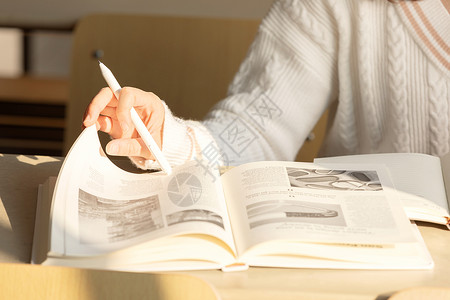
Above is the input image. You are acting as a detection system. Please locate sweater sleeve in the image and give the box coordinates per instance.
[129,101,216,170]
[132,0,340,170]
[203,0,340,165]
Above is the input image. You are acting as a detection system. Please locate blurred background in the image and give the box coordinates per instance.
[0,0,273,157]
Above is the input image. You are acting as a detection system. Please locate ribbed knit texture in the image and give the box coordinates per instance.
[136,0,450,170]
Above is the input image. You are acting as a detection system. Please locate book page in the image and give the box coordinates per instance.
[315,153,450,224]
[221,161,417,257]
[50,126,235,257]
[440,151,450,209]
[32,177,57,264]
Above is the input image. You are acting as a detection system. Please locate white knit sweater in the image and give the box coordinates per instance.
[139,0,450,170]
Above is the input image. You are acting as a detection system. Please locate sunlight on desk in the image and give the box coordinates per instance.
[0,263,218,300]
[16,154,61,165]
[388,287,450,300]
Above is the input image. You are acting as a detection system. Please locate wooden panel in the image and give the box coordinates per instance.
[0,115,65,128]
[0,0,272,29]
[0,76,68,104]
[0,100,65,156]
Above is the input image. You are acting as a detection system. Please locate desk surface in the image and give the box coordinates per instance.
[1,153,450,300]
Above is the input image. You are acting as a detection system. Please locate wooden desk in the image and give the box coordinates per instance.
[1,153,450,300]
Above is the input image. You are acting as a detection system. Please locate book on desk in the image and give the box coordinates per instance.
[32,125,438,272]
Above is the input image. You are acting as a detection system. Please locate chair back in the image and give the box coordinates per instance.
[64,14,260,153]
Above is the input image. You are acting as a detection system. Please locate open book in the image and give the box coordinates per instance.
[316,153,450,229]
[32,126,433,272]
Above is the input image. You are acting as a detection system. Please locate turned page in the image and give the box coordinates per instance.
[50,126,235,257]
[316,153,450,224]
[221,161,417,257]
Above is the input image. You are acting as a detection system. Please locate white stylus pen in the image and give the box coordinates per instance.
[99,61,172,175]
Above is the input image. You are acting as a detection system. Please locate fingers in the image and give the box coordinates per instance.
[116,87,165,145]
[115,87,142,138]
[97,115,114,134]
[83,87,117,128]
[84,86,165,153]
[105,138,152,159]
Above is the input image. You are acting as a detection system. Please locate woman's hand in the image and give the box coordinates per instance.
[82,86,165,161]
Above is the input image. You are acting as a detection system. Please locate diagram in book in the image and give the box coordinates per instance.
[166,209,225,229]
[286,167,382,191]
[246,199,345,229]
[78,190,164,243]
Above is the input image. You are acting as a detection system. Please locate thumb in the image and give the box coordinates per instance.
[105,138,146,157]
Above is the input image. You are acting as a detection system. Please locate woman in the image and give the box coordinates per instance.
[83,0,450,170]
